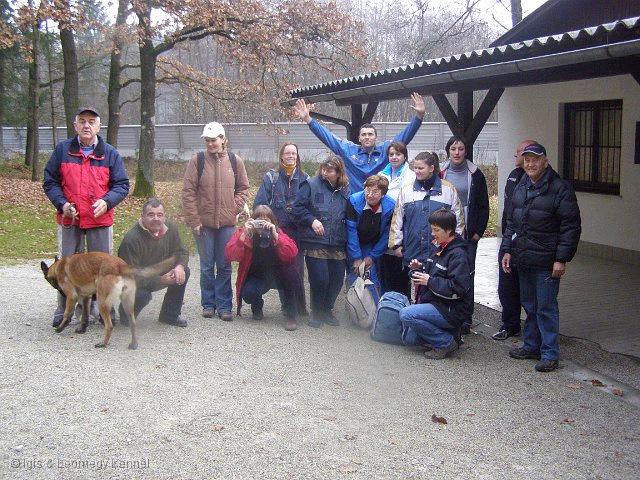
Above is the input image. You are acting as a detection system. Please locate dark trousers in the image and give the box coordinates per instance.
[241,262,299,319]
[464,239,478,325]
[498,250,523,333]
[380,253,410,297]
[280,227,307,313]
[305,256,346,315]
[119,267,190,323]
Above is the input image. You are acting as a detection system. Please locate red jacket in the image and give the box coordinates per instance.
[225,228,298,314]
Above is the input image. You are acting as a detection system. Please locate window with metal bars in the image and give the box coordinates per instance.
[563,99,622,195]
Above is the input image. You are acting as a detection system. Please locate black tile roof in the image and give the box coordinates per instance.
[289,16,640,100]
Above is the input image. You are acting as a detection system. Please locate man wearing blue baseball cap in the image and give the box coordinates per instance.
[500,142,581,372]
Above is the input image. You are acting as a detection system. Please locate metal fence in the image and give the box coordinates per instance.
[1,122,499,165]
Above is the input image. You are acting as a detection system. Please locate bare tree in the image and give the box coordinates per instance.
[129,0,365,196]
[106,0,131,147]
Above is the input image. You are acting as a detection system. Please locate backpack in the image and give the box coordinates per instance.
[345,264,380,329]
[371,291,411,345]
[197,151,237,185]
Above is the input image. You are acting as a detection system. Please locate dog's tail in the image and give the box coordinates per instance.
[133,255,178,279]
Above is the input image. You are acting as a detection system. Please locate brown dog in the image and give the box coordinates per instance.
[41,252,176,350]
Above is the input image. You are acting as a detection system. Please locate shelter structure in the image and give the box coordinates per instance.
[285,0,640,264]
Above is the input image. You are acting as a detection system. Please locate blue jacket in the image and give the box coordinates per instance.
[293,175,350,250]
[390,175,464,266]
[43,135,129,229]
[307,116,423,193]
[346,191,395,261]
[253,168,309,239]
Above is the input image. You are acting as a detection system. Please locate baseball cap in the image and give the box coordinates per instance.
[76,106,100,117]
[522,142,547,156]
[201,122,225,138]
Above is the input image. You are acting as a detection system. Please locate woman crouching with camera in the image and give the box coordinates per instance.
[399,209,472,359]
[225,205,300,331]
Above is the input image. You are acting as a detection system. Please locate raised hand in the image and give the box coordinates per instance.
[410,92,426,119]
[293,98,314,124]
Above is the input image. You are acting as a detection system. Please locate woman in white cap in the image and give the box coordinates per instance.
[182,122,250,321]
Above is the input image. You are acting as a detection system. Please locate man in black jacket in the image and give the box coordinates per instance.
[501,143,581,372]
[118,198,190,327]
[493,140,534,341]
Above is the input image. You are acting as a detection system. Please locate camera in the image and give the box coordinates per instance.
[251,219,273,247]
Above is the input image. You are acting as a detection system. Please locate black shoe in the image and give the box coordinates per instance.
[535,359,559,372]
[252,307,264,321]
[509,347,541,360]
[461,323,471,335]
[492,328,521,341]
[159,316,187,328]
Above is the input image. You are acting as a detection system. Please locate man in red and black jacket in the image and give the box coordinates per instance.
[43,107,130,327]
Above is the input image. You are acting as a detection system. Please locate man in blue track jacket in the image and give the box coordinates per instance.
[293,93,426,192]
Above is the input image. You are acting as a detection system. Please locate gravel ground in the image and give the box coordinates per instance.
[1,260,639,480]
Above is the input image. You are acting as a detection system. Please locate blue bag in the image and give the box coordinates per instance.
[371,291,411,345]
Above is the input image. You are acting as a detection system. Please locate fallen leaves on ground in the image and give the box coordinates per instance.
[431,414,447,425]
[612,388,624,397]
[561,417,575,424]
[590,379,605,387]
[566,382,583,390]
[212,424,224,432]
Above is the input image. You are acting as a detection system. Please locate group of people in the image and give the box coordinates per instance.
[42,94,581,373]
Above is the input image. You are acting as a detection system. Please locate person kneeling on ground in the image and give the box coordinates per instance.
[117,198,190,328]
[399,208,472,359]
[225,205,300,331]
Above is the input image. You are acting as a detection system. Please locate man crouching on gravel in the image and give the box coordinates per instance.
[117,198,190,327]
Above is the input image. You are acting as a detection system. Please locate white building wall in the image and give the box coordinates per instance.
[497,75,640,253]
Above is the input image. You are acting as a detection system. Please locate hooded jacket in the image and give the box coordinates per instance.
[346,191,395,261]
[43,135,130,229]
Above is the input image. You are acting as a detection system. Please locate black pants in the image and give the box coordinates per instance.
[119,267,190,323]
[380,253,410,297]
[498,250,523,333]
[241,262,299,319]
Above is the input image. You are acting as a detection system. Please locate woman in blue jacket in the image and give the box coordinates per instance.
[293,155,350,328]
[254,142,310,315]
[346,175,395,292]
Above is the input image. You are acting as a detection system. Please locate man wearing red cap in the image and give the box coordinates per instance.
[43,107,130,328]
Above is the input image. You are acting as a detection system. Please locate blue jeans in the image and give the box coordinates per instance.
[305,257,345,315]
[399,303,455,349]
[518,266,561,360]
[195,226,235,313]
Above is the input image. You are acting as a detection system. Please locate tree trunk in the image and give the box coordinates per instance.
[106,0,128,147]
[45,21,56,147]
[0,49,5,155]
[133,2,155,197]
[510,0,523,27]
[25,8,40,178]
[59,0,78,139]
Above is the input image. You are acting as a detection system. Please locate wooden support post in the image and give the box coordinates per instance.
[433,94,464,138]
[457,91,474,160]
[362,101,379,124]
[466,88,504,144]
[349,104,363,143]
